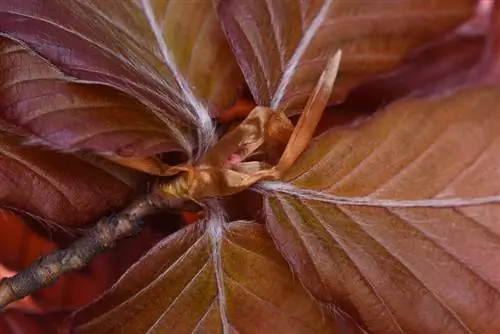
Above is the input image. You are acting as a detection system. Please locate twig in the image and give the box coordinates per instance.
[0,188,192,310]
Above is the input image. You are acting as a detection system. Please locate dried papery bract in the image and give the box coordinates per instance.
[161,51,342,201]
[0,53,341,309]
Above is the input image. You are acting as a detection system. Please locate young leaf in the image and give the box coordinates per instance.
[217,0,476,113]
[0,0,244,129]
[0,124,142,227]
[0,37,179,157]
[264,85,500,333]
[70,218,357,333]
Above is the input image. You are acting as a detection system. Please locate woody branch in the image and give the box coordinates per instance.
[0,187,191,310]
[0,52,341,310]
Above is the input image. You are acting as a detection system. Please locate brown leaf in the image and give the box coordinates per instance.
[0,37,179,157]
[217,0,476,114]
[70,215,357,333]
[264,85,500,333]
[0,309,67,334]
[0,124,142,226]
[342,30,485,112]
[0,0,243,130]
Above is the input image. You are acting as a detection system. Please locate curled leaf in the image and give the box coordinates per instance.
[264,85,500,333]
[0,0,244,133]
[0,124,142,227]
[0,37,179,157]
[217,0,476,113]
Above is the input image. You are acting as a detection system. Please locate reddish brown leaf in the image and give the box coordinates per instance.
[0,0,244,131]
[217,0,476,114]
[264,84,500,333]
[0,37,179,157]
[0,309,67,334]
[0,124,142,227]
[340,0,495,112]
[342,31,485,112]
[70,215,358,333]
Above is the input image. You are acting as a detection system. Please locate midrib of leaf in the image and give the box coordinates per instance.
[78,210,232,333]
[259,181,500,208]
[207,207,231,334]
[141,0,213,133]
[262,93,500,332]
[3,4,200,141]
[270,0,333,109]
[270,194,473,333]
[74,0,162,64]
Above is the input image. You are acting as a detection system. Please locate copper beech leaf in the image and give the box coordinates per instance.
[0,309,67,334]
[216,0,476,114]
[70,218,360,333]
[0,37,179,157]
[342,29,485,112]
[0,123,141,227]
[264,85,500,333]
[0,0,244,137]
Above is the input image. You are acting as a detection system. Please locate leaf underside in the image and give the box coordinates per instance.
[265,85,500,333]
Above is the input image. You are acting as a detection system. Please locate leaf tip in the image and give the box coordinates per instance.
[321,49,342,93]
